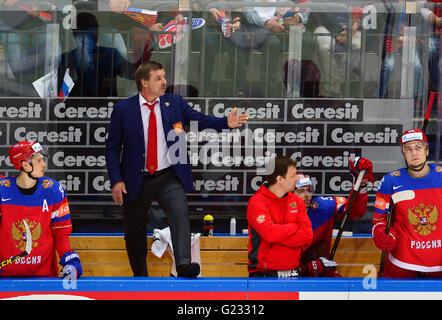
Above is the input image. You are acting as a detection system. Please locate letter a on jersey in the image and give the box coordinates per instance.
[42,199,49,212]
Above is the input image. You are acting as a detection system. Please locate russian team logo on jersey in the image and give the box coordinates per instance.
[436,166,442,173]
[11,219,41,251]
[289,202,298,214]
[390,170,401,177]
[310,201,319,210]
[257,214,265,224]
[408,203,439,236]
[0,179,11,187]
[42,179,53,189]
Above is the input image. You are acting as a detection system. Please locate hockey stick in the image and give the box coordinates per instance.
[422,91,436,134]
[378,190,415,277]
[329,169,366,260]
[0,220,32,268]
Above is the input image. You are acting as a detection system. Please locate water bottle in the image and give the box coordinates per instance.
[203,214,214,236]
[230,217,236,236]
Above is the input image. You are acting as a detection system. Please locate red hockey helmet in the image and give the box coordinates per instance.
[295,173,314,193]
[401,129,427,146]
[9,141,47,170]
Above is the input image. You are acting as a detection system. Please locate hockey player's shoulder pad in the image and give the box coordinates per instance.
[311,196,336,212]
[40,177,67,201]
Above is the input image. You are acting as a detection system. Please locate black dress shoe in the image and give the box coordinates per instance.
[176,262,200,278]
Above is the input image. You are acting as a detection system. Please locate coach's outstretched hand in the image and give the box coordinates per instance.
[227,107,248,128]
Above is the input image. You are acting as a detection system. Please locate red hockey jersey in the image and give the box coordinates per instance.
[301,189,368,262]
[373,164,442,272]
[0,177,73,277]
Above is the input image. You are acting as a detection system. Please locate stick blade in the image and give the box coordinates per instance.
[391,190,415,204]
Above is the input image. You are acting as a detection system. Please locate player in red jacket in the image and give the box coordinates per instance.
[247,156,313,278]
[293,157,373,276]
[0,141,82,278]
[372,129,442,277]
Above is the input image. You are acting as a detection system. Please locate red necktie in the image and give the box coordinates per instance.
[145,102,158,174]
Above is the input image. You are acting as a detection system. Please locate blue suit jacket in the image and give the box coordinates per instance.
[105,93,229,203]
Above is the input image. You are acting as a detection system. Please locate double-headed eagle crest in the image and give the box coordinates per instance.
[408,203,438,236]
[11,219,41,251]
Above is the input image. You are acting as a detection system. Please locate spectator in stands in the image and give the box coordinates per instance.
[71,0,133,97]
[122,1,207,96]
[241,0,286,97]
[283,59,321,98]
[422,0,441,94]
[247,156,313,278]
[192,0,248,97]
[279,2,321,98]
[0,0,63,96]
[304,2,363,97]
[376,0,424,101]
[190,2,253,97]
[105,60,248,277]
[292,157,374,277]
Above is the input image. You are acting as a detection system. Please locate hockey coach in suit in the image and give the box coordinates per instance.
[105,61,248,277]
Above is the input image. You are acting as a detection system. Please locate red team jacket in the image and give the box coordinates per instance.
[0,177,73,277]
[374,164,442,273]
[247,185,313,272]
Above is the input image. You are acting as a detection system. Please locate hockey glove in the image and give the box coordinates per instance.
[299,257,338,277]
[59,251,83,278]
[372,222,398,251]
[349,157,374,184]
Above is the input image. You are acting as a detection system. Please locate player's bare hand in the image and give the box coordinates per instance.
[264,17,285,33]
[112,181,127,206]
[149,22,164,32]
[227,107,248,128]
[208,8,222,22]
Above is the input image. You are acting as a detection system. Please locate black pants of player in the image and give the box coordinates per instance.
[122,167,191,277]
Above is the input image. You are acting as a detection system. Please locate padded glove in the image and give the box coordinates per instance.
[372,222,398,251]
[349,157,374,184]
[59,250,83,278]
[300,257,338,277]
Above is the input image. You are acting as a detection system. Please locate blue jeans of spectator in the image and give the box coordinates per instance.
[71,27,128,96]
[201,26,248,96]
[238,24,281,97]
[378,49,424,98]
[428,36,440,92]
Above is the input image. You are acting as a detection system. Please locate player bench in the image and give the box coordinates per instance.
[69,235,381,277]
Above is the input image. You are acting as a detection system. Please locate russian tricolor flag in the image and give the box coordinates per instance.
[126,7,157,15]
[59,68,74,102]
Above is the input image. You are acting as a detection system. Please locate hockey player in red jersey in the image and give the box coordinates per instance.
[293,157,373,276]
[372,129,442,277]
[0,141,82,278]
[247,156,313,278]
